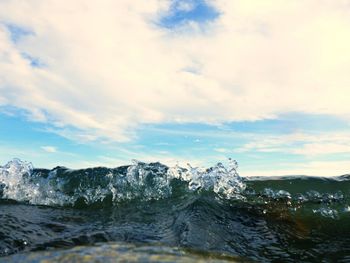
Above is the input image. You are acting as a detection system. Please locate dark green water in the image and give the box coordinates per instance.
[1,159,350,262]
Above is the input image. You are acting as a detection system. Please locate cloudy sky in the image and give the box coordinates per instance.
[1,0,350,176]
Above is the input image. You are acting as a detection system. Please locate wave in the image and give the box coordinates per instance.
[1,158,349,219]
[0,158,245,207]
[2,159,350,261]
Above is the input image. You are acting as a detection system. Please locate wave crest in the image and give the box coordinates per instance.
[0,158,245,207]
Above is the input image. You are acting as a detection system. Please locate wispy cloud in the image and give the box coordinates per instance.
[41,146,57,153]
[235,132,350,156]
[242,160,350,177]
[176,1,196,12]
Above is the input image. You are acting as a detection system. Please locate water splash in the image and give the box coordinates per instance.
[0,159,36,202]
[0,158,246,207]
[167,158,245,199]
[0,159,73,206]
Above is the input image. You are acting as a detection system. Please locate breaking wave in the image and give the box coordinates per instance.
[1,158,350,262]
[0,158,245,207]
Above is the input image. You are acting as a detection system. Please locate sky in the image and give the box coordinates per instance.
[1,0,350,176]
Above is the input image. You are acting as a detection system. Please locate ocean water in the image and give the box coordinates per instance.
[1,158,350,262]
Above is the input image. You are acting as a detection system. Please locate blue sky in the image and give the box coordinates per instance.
[1,0,350,176]
[1,110,350,176]
[159,0,220,28]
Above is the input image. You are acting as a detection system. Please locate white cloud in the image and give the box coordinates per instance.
[235,132,350,156]
[1,0,350,143]
[241,160,350,177]
[214,148,230,153]
[292,142,350,156]
[176,1,196,12]
[41,146,57,153]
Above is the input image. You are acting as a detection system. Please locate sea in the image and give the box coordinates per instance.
[1,158,350,262]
